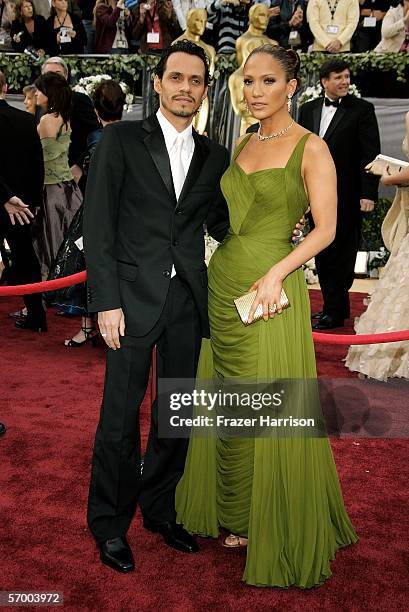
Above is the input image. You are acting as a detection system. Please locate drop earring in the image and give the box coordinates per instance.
[287,94,293,114]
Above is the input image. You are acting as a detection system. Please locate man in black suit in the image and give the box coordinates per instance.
[83,41,230,574]
[40,57,101,191]
[298,59,380,329]
[0,71,47,332]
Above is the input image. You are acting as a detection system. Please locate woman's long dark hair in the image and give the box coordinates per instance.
[34,72,72,125]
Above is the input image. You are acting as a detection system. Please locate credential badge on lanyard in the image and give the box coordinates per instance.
[326,0,340,34]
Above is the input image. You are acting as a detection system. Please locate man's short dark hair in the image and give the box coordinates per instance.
[0,71,6,90]
[154,40,211,87]
[319,59,350,81]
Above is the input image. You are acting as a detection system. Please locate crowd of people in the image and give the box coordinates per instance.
[0,56,127,347]
[0,0,409,57]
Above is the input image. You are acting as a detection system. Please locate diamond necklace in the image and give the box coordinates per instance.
[257,119,295,141]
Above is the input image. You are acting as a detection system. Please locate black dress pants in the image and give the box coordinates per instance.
[87,275,202,543]
[3,222,45,323]
[315,213,362,321]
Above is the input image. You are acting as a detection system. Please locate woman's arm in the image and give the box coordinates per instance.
[248,133,337,322]
[96,4,121,27]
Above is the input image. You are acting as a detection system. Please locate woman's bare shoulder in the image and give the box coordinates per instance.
[303,131,330,156]
[38,114,62,137]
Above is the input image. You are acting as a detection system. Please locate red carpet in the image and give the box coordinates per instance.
[0,291,408,611]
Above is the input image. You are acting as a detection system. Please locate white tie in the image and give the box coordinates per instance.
[172,134,186,201]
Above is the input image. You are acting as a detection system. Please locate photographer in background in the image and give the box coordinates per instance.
[265,0,311,50]
[11,0,47,56]
[94,0,133,53]
[132,0,182,53]
[44,0,87,55]
[0,0,15,52]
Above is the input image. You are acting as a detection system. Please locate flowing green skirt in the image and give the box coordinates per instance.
[176,242,358,588]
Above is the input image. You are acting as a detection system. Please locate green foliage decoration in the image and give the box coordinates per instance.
[361,198,392,251]
[1,51,408,94]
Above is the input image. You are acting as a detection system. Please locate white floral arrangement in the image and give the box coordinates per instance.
[72,74,135,111]
[298,82,361,107]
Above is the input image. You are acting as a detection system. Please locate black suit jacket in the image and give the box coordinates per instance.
[69,91,101,168]
[0,100,44,228]
[297,95,380,217]
[83,114,230,338]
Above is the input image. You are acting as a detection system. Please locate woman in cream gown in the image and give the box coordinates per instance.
[346,113,409,381]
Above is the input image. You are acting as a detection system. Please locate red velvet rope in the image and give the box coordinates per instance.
[1,272,409,345]
[311,330,409,345]
[0,271,87,296]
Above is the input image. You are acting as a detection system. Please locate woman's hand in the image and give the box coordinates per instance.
[381,165,401,186]
[247,267,285,324]
[68,28,76,38]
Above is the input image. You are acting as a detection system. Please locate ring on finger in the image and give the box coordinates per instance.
[101,333,107,337]
[268,306,276,314]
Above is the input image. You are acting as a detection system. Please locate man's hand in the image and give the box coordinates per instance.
[292,215,306,244]
[98,308,125,350]
[4,196,34,225]
[70,164,83,183]
[360,199,375,212]
[326,39,342,53]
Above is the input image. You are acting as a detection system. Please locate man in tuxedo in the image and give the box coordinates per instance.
[0,71,47,332]
[298,59,380,329]
[83,41,230,573]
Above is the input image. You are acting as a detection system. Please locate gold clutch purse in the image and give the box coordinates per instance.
[365,154,409,176]
[234,289,290,326]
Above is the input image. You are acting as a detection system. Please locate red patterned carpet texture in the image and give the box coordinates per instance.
[0,291,408,612]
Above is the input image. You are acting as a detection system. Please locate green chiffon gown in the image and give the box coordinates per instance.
[175,133,358,588]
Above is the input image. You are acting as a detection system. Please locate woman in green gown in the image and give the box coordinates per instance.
[176,45,358,588]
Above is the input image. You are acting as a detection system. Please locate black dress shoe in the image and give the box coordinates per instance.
[15,318,48,332]
[312,314,344,330]
[99,537,135,573]
[144,520,199,553]
[311,310,325,320]
[0,422,6,436]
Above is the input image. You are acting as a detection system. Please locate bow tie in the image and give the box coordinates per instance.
[324,97,341,108]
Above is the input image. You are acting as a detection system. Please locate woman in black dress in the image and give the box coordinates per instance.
[11,0,47,55]
[44,0,87,55]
